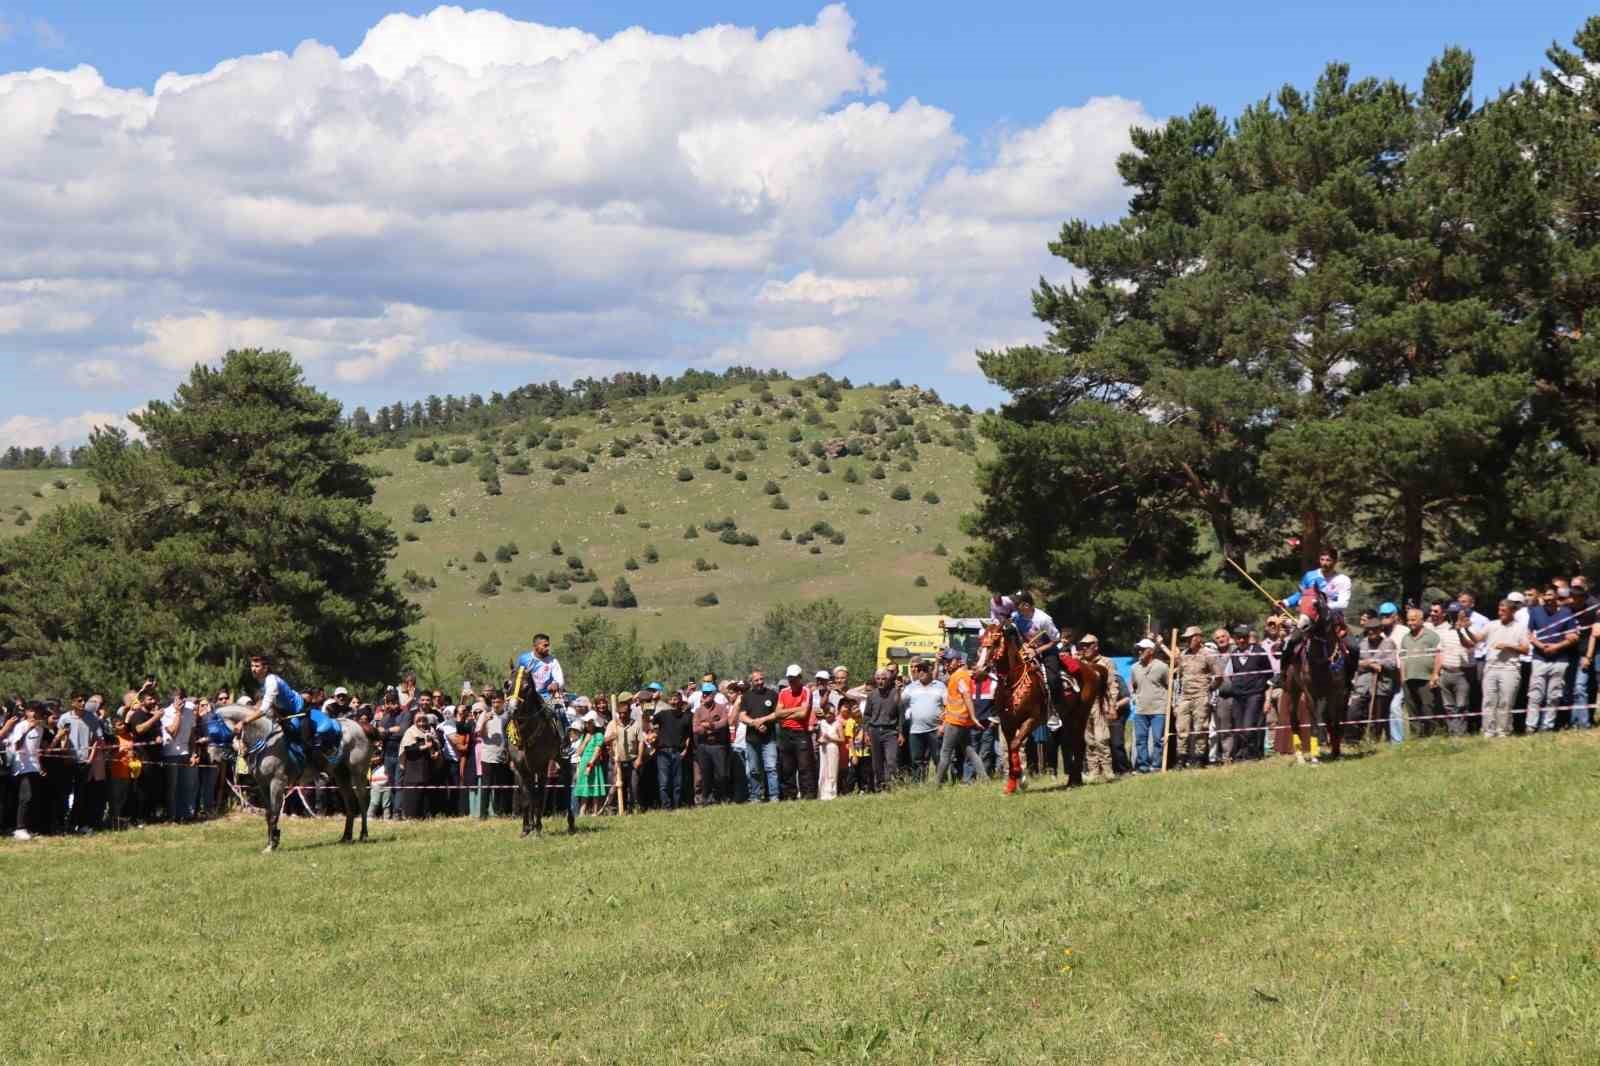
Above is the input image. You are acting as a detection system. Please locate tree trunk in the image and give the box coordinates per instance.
[1401,494,1425,609]
[1300,507,1324,573]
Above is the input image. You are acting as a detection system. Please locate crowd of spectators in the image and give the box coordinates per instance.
[3,567,1596,840]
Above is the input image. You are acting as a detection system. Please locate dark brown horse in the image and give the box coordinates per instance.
[505,669,575,836]
[975,623,1105,793]
[1278,595,1337,763]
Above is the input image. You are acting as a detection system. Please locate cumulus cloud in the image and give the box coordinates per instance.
[0,410,138,449]
[0,4,1156,435]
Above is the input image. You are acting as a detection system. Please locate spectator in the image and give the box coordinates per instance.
[476,693,511,818]
[1129,639,1170,773]
[1570,578,1594,729]
[935,650,985,785]
[107,711,136,829]
[861,668,901,791]
[651,690,692,811]
[1431,603,1477,736]
[375,689,410,820]
[1174,626,1217,769]
[5,701,45,839]
[901,660,946,782]
[1396,608,1442,740]
[1211,628,1237,764]
[816,699,844,800]
[1348,615,1398,738]
[738,669,780,803]
[690,683,732,806]
[574,712,608,815]
[773,665,817,801]
[161,691,197,823]
[1479,599,1530,739]
[53,694,95,834]
[605,692,643,813]
[1226,626,1272,760]
[1079,636,1122,782]
[1526,585,1578,733]
[398,711,437,820]
[1457,591,1492,718]
[127,687,164,822]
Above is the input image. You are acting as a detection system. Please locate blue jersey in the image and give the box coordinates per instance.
[1283,570,1328,609]
[516,651,565,696]
[259,674,305,718]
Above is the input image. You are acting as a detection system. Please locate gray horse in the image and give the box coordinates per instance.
[217,704,372,852]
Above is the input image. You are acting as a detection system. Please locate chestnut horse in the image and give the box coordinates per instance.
[975,623,1105,793]
[1278,593,1337,763]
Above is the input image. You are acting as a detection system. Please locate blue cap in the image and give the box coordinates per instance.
[1378,602,1398,616]
[646,682,663,692]
[699,682,716,694]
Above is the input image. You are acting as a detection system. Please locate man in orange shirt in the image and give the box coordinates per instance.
[935,649,987,784]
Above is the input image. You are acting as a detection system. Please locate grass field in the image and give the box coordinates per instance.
[6,732,1599,1064]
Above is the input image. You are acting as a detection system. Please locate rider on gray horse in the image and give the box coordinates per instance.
[237,652,329,774]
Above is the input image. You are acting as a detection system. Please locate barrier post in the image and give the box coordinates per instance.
[1160,628,1177,773]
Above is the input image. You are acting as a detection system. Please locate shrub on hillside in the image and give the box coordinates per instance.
[764,479,781,495]
[890,485,911,501]
[558,593,578,605]
[566,555,585,570]
[624,556,639,570]
[695,591,720,606]
[450,446,473,464]
[495,545,514,563]
[612,577,638,609]
[614,502,628,515]
[677,467,694,482]
[913,576,928,587]
[412,503,432,523]
[870,464,887,480]
[403,531,419,542]
[694,557,717,572]
[684,525,699,539]
[934,542,948,556]
[472,550,488,563]
[771,495,790,510]
[588,587,610,607]
[843,466,860,484]
[923,491,941,505]
[505,458,530,475]
[414,443,435,463]
[817,491,829,502]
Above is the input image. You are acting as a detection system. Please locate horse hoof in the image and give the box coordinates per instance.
[1003,778,1018,795]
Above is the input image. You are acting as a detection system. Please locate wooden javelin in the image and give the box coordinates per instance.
[1224,556,1292,616]
[1159,628,1177,773]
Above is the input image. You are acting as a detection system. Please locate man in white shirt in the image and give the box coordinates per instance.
[1479,599,1530,739]
[161,693,197,823]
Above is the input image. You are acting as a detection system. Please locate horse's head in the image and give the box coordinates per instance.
[975,622,1011,674]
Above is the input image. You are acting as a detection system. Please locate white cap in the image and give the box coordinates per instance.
[1136,639,1156,650]
[785,664,802,678]
[1507,591,1526,604]
[333,687,349,697]
[815,669,831,680]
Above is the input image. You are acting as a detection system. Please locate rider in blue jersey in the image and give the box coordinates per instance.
[239,652,328,771]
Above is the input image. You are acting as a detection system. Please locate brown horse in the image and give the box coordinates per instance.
[975,623,1105,793]
[1278,598,1337,763]
[505,668,576,836]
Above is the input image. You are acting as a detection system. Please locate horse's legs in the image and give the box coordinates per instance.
[265,776,284,853]
[334,767,355,843]
[563,759,576,833]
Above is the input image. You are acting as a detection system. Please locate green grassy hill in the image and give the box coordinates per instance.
[7,734,1599,1064]
[373,380,986,663]
[0,379,988,664]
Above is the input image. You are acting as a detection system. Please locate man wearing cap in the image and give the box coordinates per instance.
[688,684,732,805]
[1008,592,1070,703]
[738,669,781,803]
[773,666,818,800]
[327,687,352,718]
[1478,599,1530,738]
[1129,639,1169,773]
[935,650,986,785]
[1527,585,1578,733]
[1348,615,1399,740]
[1174,626,1218,769]
[1225,625,1273,760]
[1077,637,1122,782]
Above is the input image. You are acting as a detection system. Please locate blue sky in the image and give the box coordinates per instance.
[0,2,1586,444]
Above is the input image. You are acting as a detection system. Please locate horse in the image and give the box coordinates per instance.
[216,704,372,852]
[504,670,575,836]
[1278,590,1338,763]
[975,622,1105,793]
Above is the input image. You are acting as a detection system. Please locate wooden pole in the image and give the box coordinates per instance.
[1224,556,1294,622]
[1160,628,1178,773]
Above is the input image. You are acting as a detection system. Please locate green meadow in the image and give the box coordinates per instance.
[5,732,1597,1064]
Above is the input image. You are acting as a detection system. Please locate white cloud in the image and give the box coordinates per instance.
[0,4,1156,412]
[0,410,138,449]
[711,325,849,370]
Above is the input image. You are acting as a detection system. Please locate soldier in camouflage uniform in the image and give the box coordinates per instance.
[1078,636,1124,783]
[1174,626,1218,768]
